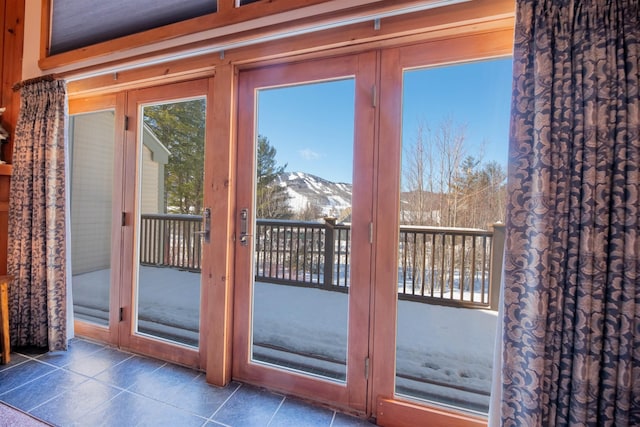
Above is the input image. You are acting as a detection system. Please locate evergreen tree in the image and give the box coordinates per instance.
[256,135,292,219]
[143,99,205,214]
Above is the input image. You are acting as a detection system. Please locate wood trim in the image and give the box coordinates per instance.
[204,66,237,386]
[232,53,375,414]
[1,0,25,165]
[68,55,217,98]
[370,30,513,424]
[64,0,513,98]
[40,0,328,63]
[39,0,367,70]
[348,49,377,413]
[370,45,402,409]
[0,275,11,364]
[73,320,113,344]
[0,210,6,275]
[119,79,209,369]
[0,0,24,276]
[68,93,118,114]
[0,0,4,110]
[41,0,511,74]
[217,0,234,14]
[377,398,487,427]
[68,93,123,347]
[39,0,51,63]
[221,0,513,67]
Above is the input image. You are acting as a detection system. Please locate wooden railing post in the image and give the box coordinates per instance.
[488,221,505,311]
[323,217,336,288]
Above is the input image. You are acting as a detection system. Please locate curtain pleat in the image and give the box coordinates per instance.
[499,0,640,425]
[8,79,68,351]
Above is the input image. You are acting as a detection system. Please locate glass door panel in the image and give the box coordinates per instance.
[251,79,355,381]
[134,97,206,348]
[395,58,511,414]
[234,53,374,412]
[70,110,116,327]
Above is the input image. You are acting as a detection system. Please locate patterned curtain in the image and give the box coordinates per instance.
[497,1,640,425]
[8,78,68,351]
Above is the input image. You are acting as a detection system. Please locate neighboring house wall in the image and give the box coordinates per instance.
[140,145,159,214]
[71,120,169,274]
[140,125,169,214]
[70,111,115,275]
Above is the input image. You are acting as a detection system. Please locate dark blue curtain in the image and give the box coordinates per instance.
[499,0,639,425]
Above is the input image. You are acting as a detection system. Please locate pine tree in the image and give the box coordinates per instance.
[143,99,206,214]
[256,135,292,219]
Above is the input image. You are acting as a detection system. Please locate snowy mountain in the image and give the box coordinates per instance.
[278,172,352,220]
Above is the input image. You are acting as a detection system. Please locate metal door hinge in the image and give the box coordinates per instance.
[365,357,370,380]
[369,222,373,244]
[119,307,124,322]
[121,212,126,226]
[124,115,129,131]
[371,85,377,108]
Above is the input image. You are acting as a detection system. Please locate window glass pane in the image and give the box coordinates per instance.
[134,98,206,348]
[395,57,511,415]
[251,79,355,381]
[50,0,218,55]
[70,110,116,326]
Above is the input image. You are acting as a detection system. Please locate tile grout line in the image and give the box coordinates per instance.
[207,381,243,422]
[266,394,287,427]
[0,360,64,397]
[329,410,338,426]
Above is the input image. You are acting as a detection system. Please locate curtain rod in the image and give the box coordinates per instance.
[12,74,63,92]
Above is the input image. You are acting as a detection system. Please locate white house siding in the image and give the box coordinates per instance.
[140,144,161,214]
[70,111,115,275]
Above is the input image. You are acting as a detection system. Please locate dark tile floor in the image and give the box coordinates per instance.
[0,338,376,427]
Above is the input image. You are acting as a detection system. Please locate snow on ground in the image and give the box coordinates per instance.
[72,266,200,344]
[72,266,496,413]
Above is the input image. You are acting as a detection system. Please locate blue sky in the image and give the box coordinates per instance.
[257,57,513,184]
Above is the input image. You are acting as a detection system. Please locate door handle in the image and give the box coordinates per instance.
[239,208,250,246]
[194,207,211,243]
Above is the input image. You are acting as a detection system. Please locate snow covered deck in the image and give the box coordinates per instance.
[72,266,497,414]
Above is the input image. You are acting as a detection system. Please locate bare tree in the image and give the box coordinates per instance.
[296,202,323,221]
[434,116,467,227]
[402,117,467,227]
[401,116,506,294]
[402,120,436,225]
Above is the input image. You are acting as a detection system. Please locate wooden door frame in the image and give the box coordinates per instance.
[120,78,212,369]
[232,52,377,415]
[68,94,126,346]
[371,29,513,427]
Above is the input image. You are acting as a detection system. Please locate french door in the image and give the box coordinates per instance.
[233,53,376,412]
[67,29,512,424]
[69,79,213,368]
[69,94,124,344]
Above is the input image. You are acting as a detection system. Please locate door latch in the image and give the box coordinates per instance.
[194,207,211,243]
[239,208,250,246]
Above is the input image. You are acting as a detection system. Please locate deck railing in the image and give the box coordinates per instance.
[397,225,500,308]
[254,218,351,292]
[139,214,203,272]
[139,214,504,309]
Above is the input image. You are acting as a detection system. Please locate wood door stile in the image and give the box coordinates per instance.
[0,275,11,364]
[204,65,237,387]
[120,78,210,370]
[232,52,376,415]
[68,94,125,346]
